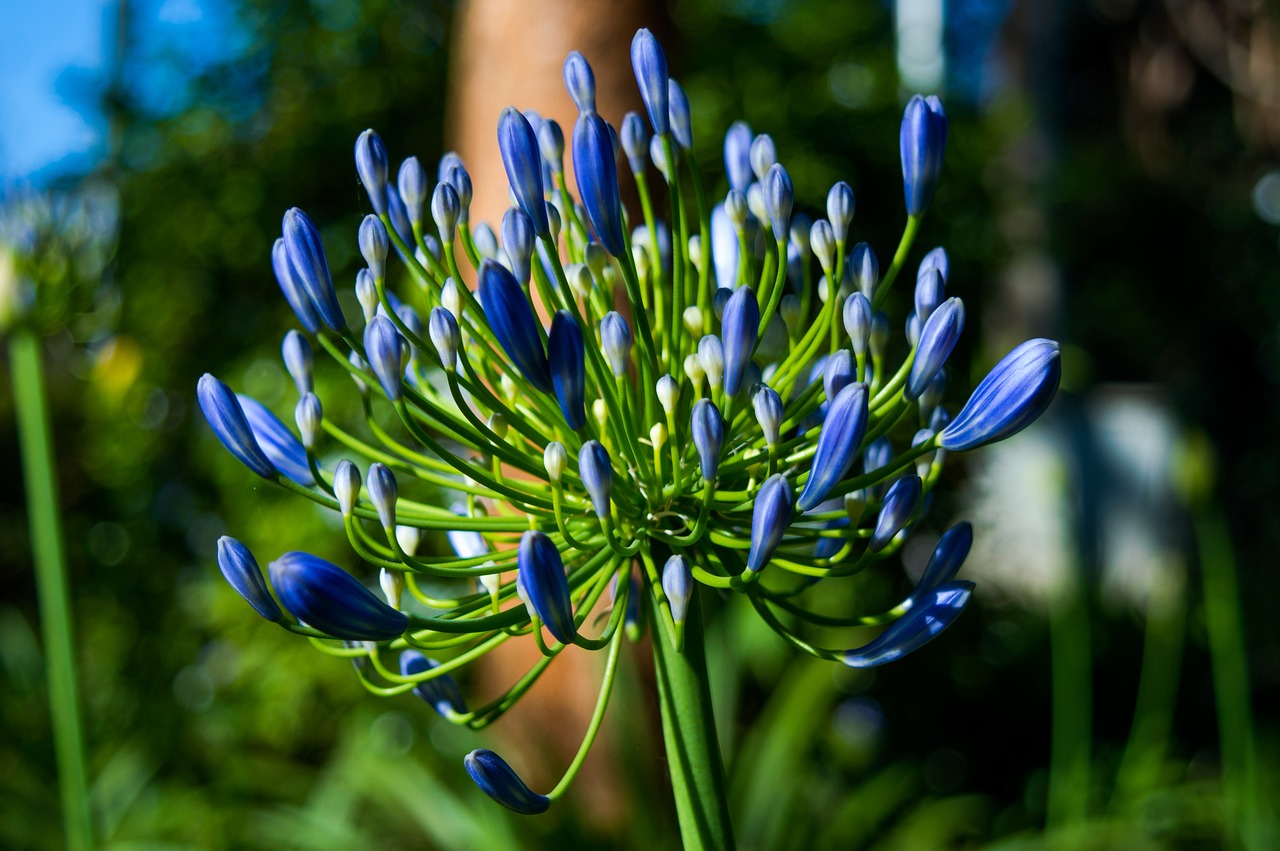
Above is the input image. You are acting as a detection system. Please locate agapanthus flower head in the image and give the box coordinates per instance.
[204,26,1061,821]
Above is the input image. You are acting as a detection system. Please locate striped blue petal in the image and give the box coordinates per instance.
[237,394,314,486]
[747,473,793,572]
[517,530,576,643]
[282,208,346,331]
[497,107,549,238]
[572,112,626,257]
[216,536,284,622]
[721,286,759,396]
[401,650,468,717]
[843,581,973,668]
[907,296,964,400]
[798,382,869,511]
[464,749,550,815]
[548,310,586,431]
[269,552,408,641]
[940,339,1061,451]
[478,259,552,394]
[196,374,276,479]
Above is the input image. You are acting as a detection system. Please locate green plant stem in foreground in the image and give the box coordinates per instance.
[651,589,735,851]
[10,326,94,851]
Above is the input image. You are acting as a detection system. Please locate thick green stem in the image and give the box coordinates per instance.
[1046,571,1091,831]
[10,327,94,851]
[650,588,735,851]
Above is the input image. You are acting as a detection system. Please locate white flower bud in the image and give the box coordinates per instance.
[441,277,462,321]
[544,441,567,483]
[682,305,703,337]
[656,374,679,414]
[683,353,705,391]
[333,459,360,517]
[395,525,422,556]
[380,568,405,610]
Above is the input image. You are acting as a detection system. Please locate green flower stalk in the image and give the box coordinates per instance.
[197,28,1061,847]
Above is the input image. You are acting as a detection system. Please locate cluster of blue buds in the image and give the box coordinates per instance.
[200,28,1060,814]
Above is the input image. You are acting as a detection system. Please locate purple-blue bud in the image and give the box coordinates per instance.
[900,94,948,217]
[363,314,404,401]
[401,650,468,717]
[724,121,754,192]
[359,214,389,279]
[916,521,973,596]
[294,392,322,450]
[869,474,922,552]
[365,461,397,528]
[464,749,550,815]
[823,350,855,404]
[271,238,322,333]
[499,207,535,286]
[397,157,427,225]
[334,459,360,516]
[437,151,463,184]
[385,183,413,247]
[691,399,724,481]
[600,311,632,376]
[914,266,944,323]
[631,29,669,135]
[939,339,1061,451]
[930,405,951,433]
[649,133,676,182]
[282,208,346,331]
[355,129,389,216]
[537,119,565,176]
[751,383,784,447]
[919,245,949,283]
[572,112,626,257]
[763,163,793,242]
[747,473,794,572]
[282,330,313,396]
[548,310,587,431]
[711,204,738,289]
[662,555,693,625]
[850,242,878,299]
[518,530,577,643]
[428,306,459,370]
[270,552,407,640]
[478,259,553,394]
[668,79,693,150]
[446,164,473,223]
[843,580,973,668]
[578,440,614,520]
[907,296,964,400]
[797,382,870,511]
[497,107,549,238]
[563,50,596,113]
[431,182,460,242]
[750,134,777,183]
[620,111,648,175]
[843,292,872,358]
[827,181,856,243]
[196,374,276,479]
[721,286,760,396]
[869,311,890,360]
[216,536,284,622]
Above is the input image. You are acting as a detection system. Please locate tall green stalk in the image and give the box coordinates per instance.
[650,589,735,851]
[10,326,94,851]
[1046,571,1091,831]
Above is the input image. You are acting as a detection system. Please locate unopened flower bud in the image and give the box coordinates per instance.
[464,748,550,815]
[650,133,675,182]
[684,352,706,391]
[914,266,944,324]
[283,208,346,331]
[721,286,760,396]
[751,384,784,447]
[901,94,948,217]
[355,129,389,216]
[600,311,632,377]
[478,260,552,393]
[750,134,778,183]
[397,156,427,226]
[432,182,460,242]
[282,330,313,396]
[366,462,398,528]
[662,555,692,625]
[631,29,670,135]
[217,537,284,622]
[650,421,668,449]
[563,50,596,113]
[682,305,704,337]
[668,78,693,150]
[380,567,406,609]
[295,393,322,451]
[725,190,750,228]
[548,310,586,431]
[620,111,648,175]
[843,581,973,668]
[359,214,389,279]
[691,399,724,481]
[810,219,836,272]
[270,551,407,640]
[748,474,793,572]
[869,474,922,552]
[363,315,403,401]
[869,311,889,360]
[441,277,462,321]
[939,339,1061,452]
[579,440,614,519]
[657,374,679,414]
[798,383,869,511]
[827,180,855,243]
[543,441,567,483]
[698,335,725,392]
[355,269,379,323]
[907,297,964,400]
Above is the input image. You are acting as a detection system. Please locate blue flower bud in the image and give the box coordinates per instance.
[428,306,459,370]
[919,368,946,419]
[939,339,1061,451]
[827,181,855,243]
[537,119,565,176]
[354,272,377,323]
[437,151,463,183]
[798,382,870,511]
[698,335,725,391]
[333,459,360,516]
[691,399,724,481]
[662,555,693,625]
[620,111,648,175]
[578,440,613,520]
[431,182,460,242]
[401,650,468,717]
[850,242,878,299]
[900,94,948,217]
[724,121,754,192]
[711,204,738,289]
[916,521,972,596]
[498,107,550,238]
[446,164,473,223]
[843,580,973,668]
[548,310,586,431]
[810,219,836,272]
[217,536,284,622]
[905,311,921,348]
[359,214,389,280]
[365,462,398,528]
[478,259,553,394]
[464,748,550,815]
[649,133,675,182]
[869,311,889,360]
[295,392,322,451]
[196,375,276,478]
[919,245,949,283]
[631,28,669,135]
[668,79,693,149]
[869,474,922,552]
[397,156,427,225]
[751,383,784,446]
[572,112,626,257]
[721,286,759,396]
[272,238,322,333]
[930,405,951,433]
[748,473,794,572]
[907,296,964,400]
[355,129,389,216]
[283,208,346,331]
[518,530,576,643]
[363,315,403,401]
[764,164,793,242]
[563,50,596,113]
[270,551,407,640]
[749,134,777,184]
[600,311,632,377]
[385,182,413,247]
[843,292,871,358]
[281,330,313,396]
[914,266,944,324]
